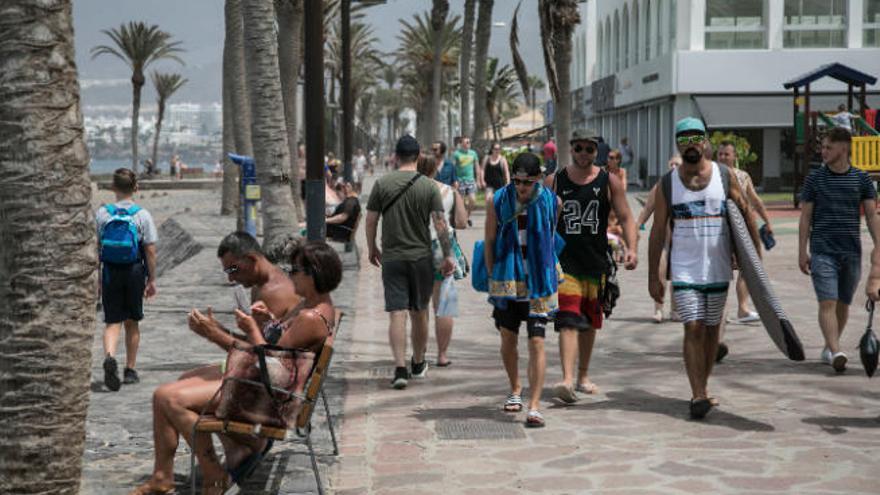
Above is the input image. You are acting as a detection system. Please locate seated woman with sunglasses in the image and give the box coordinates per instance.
[130,239,341,495]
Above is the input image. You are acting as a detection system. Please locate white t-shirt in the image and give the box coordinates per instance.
[353,154,367,174]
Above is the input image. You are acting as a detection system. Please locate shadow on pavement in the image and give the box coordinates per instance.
[411,404,519,423]
[565,388,775,432]
[801,415,880,435]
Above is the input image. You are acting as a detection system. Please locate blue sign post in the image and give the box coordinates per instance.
[228,153,260,238]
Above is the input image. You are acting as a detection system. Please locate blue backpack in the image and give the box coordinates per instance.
[100,204,142,264]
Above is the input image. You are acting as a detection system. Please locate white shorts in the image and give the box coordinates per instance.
[672,286,729,326]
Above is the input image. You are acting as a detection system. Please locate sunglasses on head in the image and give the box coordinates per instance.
[573,144,596,154]
[676,134,706,146]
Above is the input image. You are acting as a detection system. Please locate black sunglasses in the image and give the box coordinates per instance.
[513,177,538,186]
[223,265,239,275]
[573,144,596,154]
[288,264,309,275]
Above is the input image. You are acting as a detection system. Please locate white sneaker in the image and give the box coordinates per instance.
[734,311,760,324]
[820,347,833,364]
[831,352,847,372]
[652,308,664,323]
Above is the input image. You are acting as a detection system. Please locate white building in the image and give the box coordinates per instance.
[572,0,880,189]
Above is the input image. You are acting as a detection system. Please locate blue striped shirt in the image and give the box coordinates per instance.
[800,165,876,255]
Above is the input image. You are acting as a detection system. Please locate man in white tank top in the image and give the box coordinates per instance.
[648,117,755,420]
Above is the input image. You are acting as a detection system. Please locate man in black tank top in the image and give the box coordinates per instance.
[544,128,638,403]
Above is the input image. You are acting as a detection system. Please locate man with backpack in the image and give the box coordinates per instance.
[545,128,638,404]
[648,118,758,419]
[96,168,158,391]
[365,135,455,389]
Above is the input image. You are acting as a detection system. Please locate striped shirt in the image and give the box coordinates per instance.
[800,165,876,256]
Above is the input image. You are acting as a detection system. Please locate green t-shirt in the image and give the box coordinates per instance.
[366,171,444,262]
[453,149,479,182]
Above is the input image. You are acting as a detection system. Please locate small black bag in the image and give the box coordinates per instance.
[860,300,879,378]
[601,248,620,318]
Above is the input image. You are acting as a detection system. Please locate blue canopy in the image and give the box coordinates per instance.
[783,63,877,89]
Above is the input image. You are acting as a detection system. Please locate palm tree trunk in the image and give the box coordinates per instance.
[226,0,251,227]
[277,0,305,222]
[0,2,97,493]
[130,73,144,173]
[554,40,572,170]
[150,97,165,172]
[428,0,449,145]
[460,0,476,138]
[241,0,299,247]
[471,0,494,144]
[221,60,238,215]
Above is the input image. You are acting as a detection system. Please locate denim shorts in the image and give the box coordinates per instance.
[811,252,861,305]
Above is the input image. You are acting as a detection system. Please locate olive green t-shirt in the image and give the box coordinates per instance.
[367,171,443,262]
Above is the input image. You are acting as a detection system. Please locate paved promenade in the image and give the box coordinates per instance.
[81,178,880,494]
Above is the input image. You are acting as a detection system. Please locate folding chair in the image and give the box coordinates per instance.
[190,311,344,495]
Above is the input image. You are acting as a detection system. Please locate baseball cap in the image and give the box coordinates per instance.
[675,117,706,136]
[570,128,600,144]
[395,135,420,156]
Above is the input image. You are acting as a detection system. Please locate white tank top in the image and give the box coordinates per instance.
[669,162,732,289]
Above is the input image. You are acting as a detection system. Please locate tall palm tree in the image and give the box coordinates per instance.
[149,71,187,173]
[459,0,476,139]
[241,0,299,246]
[91,21,184,173]
[276,0,305,221]
[539,0,579,169]
[223,0,252,219]
[471,0,494,143]
[427,0,450,144]
[0,1,97,492]
[221,51,237,215]
[484,58,521,142]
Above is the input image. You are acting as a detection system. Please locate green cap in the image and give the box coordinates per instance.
[570,128,600,144]
[675,117,706,135]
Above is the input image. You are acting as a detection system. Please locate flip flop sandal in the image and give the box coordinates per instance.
[503,393,523,412]
[129,481,176,495]
[553,383,579,404]
[436,360,452,367]
[575,382,599,395]
[525,410,545,428]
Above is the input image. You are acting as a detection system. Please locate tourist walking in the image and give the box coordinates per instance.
[97,168,158,392]
[353,147,367,192]
[366,135,456,389]
[432,141,457,187]
[417,155,469,367]
[485,153,562,427]
[648,117,756,419]
[479,142,510,201]
[798,127,880,372]
[546,129,638,403]
[543,137,557,175]
[453,136,481,223]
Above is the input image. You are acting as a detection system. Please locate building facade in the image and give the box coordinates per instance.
[572,0,880,189]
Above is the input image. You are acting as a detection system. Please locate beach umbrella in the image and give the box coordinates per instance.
[860,301,879,377]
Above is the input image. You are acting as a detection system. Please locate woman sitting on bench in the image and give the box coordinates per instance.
[326,180,361,243]
[130,240,342,495]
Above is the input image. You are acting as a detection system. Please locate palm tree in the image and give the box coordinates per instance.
[427,0,450,144]
[459,0,476,138]
[0,1,98,492]
[241,0,299,246]
[91,21,184,173]
[484,58,521,142]
[539,0,580,169]
[471,0,494,143]
[149,71,187,173]
[276,0,305,222]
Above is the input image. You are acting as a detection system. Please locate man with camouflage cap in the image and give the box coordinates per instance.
[545,128,638,403]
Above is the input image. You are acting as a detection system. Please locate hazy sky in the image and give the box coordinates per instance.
[72,0,546,107]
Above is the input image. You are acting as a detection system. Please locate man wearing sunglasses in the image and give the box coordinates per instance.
[545,128,638,404]
[649,117,757,419]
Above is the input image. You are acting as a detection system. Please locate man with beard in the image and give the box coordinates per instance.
[545,129,638,403]
[648,118,758,419]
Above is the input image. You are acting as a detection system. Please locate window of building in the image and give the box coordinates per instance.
[657,0,664,53]
[704,0,765,49]
[597,24,604,76]
[784,0,847,48]
[614,11,620,72]
[633,2,641,63]
[645,0,652,60]
[867,0,880,47]
[605,18,612,75]
[669,0,677,51]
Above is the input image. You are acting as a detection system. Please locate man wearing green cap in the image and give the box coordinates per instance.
[545,128,638,403]
[648,117,758,419]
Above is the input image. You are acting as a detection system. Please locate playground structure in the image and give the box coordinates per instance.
[784,63,879,206]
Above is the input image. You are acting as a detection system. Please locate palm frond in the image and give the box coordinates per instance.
[509,1,530,107]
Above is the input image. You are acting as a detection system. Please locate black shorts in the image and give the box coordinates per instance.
[381,256,434,312]
[493,301,547,338]
[102,262,147,324]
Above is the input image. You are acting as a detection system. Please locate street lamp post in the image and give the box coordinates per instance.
[304,0,325,241]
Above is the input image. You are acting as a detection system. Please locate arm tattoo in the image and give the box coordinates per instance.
[431,211,453,257]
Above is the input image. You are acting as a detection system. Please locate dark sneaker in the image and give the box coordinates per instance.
[391,366,410,389]
[715,342,729,363]
[123,368,140,385]
[103,356,121,392]
[689,398,713,420]
[410,358,428,379]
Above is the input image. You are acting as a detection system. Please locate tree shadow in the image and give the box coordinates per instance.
[411,404,519,424]
[560,388,775,432]
[801,415,880,435]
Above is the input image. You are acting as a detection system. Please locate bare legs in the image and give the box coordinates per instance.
[390,309,429,367]
[431,280,453,365]
[499,329,545,411]
[682,322,721,400]
[818,299,849,354]
[558,328,599,393]
[103,319,140,369]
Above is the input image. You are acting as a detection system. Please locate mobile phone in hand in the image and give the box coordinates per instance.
[759,224,776,251]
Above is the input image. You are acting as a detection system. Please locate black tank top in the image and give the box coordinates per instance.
[484,158,505,189]
[555,167,610,277]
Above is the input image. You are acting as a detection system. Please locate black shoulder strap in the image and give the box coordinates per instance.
[382,173,422,215]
